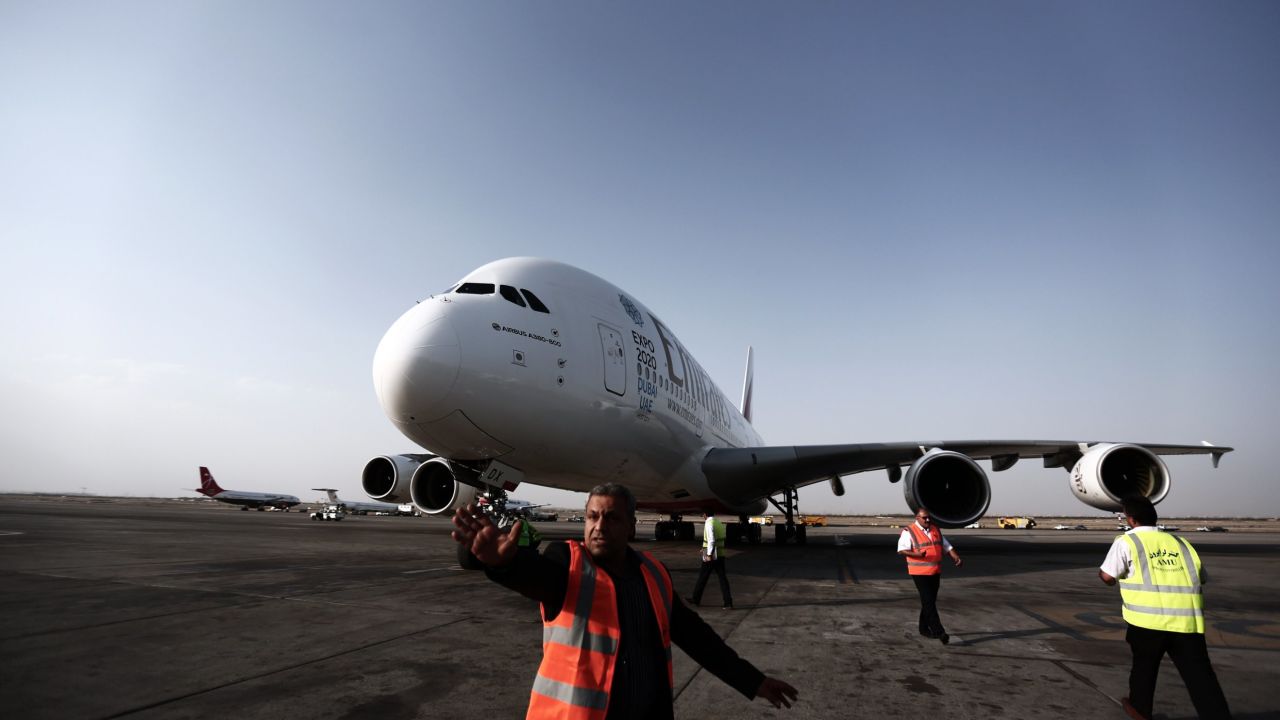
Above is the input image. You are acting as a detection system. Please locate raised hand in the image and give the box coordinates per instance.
[451,504,521,567]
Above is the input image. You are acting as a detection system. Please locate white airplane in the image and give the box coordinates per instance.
[507,499,558,522]
[195,467,300,511]
[360,257,1232,552]
[312,488,405,515]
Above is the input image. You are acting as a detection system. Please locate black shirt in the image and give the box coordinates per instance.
[486,541,764,719]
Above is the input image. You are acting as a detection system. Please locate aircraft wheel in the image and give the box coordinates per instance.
[774,524,787,545]
[796,524,808,545]
[749,523,762,545]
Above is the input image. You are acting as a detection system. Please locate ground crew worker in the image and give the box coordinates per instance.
[897,507,962,644]
[1099,496,1232,720]
[517,517,542,549]
[689,510,733,609]
[452,483,798,718]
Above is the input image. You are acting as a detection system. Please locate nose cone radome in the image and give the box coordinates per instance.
[373,303,460,424]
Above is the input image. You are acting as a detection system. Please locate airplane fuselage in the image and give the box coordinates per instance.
[373,258,764,513]
[205,490,300,510]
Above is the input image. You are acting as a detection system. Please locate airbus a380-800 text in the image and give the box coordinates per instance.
[360,257,1231,555]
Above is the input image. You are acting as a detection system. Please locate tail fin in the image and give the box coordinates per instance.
[197,467,224,496]
[312,488,340,503]
[739,346,754,423]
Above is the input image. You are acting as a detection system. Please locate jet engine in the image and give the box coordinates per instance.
[409,457,479,515]
[903,449,992,528]
[362,454,435,503]
[1069,443,1169,511]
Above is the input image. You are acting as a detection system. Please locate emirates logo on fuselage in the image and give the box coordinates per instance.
[619,294,643,326]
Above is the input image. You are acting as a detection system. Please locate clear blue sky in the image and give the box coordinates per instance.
[2,2,1277,516]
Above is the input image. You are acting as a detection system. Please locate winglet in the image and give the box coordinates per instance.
[739,346,754,423]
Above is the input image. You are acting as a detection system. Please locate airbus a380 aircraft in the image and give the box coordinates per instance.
[361,257,1231,550]
[196,467,300,511]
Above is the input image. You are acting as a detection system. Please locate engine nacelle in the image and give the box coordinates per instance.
[410,457,479,515]
[1069,443,1169,511]
[362,454,435,503]
[903,449,992,528]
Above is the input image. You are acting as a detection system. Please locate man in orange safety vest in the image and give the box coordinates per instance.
[898,507,963,644]
[453,483,798,719]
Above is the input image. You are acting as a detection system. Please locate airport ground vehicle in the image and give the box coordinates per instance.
[748,516,774,525]
[310,505,345,521]
[799,515,827,527]
[1196,526,1228,532]
[998,516,1037,529]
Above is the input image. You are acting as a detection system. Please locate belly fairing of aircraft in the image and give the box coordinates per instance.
[361,257,1231,541]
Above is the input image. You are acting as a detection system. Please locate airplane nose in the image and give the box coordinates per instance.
[373,302,460,424]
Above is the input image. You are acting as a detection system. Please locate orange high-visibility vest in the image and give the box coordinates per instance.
[527,540,674,719]
[905,523,943,576]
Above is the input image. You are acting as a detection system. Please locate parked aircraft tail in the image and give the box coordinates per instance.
[197,467,225,497]
[740,346,754,423]
[313,488,341,503]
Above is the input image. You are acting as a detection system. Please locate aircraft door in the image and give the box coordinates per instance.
[598,323,626,397]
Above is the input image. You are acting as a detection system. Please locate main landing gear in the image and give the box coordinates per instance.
[730,515,763,545]
[654,514,763,545]
[769,487,806,545]
[654,515,696,541]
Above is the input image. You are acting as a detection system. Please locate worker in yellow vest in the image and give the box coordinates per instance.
[898,507,963,644]
[452,483,799,718]
[689,510,733,609]
[517,517,542,549]
[1099,496,1231,720]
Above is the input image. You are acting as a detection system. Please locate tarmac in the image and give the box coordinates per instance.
[1,496,1277,719]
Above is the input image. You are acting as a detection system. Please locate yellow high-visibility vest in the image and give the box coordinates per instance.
[1117,531,1205,634]
[702,517,726,552]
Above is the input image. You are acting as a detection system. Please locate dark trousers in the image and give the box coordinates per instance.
[1126,624,1231,719]
[911,574,945,636]
[692,557,732,607]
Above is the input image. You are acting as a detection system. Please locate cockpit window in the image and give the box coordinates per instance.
[455,283,495,295]
[499,285,527,307]
[521,289,550,313]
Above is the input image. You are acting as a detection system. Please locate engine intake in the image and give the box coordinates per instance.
[1069,443,1169,511]
[903,449,991,528]
[410,457,479,515]
[362,454,434,503]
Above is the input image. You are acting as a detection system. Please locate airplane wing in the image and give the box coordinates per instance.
[702,440,1233,509]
